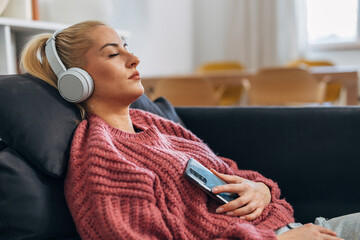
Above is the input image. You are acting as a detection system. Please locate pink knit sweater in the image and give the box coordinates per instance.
[65,109,294,240]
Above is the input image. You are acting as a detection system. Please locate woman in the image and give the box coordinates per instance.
[20,21,358,240]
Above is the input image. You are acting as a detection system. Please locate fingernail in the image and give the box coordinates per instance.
[226,211,233,216]
[240,216,246,219]
[216,207,224,213]
[212,187,218,193]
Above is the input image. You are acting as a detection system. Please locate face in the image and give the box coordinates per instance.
[83,25,143,109]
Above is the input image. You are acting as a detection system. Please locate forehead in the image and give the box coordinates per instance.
[90,26,123,47]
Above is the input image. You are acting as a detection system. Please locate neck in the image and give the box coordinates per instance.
[86,102,135,133]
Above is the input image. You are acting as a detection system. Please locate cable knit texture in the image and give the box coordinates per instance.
[65,109,294,240]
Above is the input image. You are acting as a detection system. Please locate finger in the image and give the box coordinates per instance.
[320,234,343,240]
[317,226,338,237]
[237,208,263,220]
[228,203,258,217]
[211,169,244,184]
[212,182,251,194]
[216,195,250,213]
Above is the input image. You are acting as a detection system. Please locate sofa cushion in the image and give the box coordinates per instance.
[0,74,182,177]
[0,147,79,240]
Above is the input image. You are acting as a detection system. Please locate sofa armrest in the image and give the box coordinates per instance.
[176,106,360,222]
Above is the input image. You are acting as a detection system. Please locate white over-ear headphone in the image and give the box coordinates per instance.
[45,30,94,103]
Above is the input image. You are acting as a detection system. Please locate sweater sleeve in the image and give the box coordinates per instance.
[65,146,174,239]
[216,223,278,240]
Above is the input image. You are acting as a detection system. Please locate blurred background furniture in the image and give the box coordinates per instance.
[287,59,334,68]
[287,59,341,103]
[197,61,245,105]
[243,67,327,106]
[197,61,245,72]
[150,77,224,106]
[142,65,358,106]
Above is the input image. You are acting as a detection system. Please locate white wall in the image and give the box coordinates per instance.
[192,0,296,71]
[109,0,194,77]
[39,0,113,24]
[193,0,232,69]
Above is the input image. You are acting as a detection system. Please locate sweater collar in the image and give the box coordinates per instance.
[87,111,161,141]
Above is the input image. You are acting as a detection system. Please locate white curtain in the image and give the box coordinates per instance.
[223,0,304,70]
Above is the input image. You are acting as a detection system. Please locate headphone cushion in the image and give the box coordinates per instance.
[57,68,94,103]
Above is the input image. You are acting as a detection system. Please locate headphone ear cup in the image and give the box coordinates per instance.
[57,68,94,103]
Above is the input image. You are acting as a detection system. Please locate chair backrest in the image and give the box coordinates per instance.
[286,60,341,103]
[247,67,327,106]
[196,61,245,105]
[197,61,245,72]
[151,78,222,106]
[287,59,334,68]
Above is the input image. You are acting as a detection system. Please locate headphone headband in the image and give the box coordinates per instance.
[45,30,66,77]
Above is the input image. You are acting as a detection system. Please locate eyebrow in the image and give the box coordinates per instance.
[99,43,120,51]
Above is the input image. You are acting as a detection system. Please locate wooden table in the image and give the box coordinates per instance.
[142,66,359,105]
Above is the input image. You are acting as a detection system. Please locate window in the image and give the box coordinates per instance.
[306,0,360,50]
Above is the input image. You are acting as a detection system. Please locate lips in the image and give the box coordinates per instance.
[129,71,141,80]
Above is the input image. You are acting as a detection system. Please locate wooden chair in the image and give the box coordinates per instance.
[243,67,327,106]
[287,59,341,103]
[151,78,224,106]
[197,61,245,105]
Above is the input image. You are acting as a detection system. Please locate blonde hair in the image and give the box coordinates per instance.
[20,20,106,119]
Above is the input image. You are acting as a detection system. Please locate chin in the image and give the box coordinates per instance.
[129,85,145,103]
[136,83,145,97]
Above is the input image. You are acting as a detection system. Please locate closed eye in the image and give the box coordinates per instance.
[109,53,120,58]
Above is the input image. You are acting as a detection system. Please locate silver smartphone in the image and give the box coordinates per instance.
[184,158,238,204]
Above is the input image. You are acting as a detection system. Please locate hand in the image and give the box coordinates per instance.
[277,224,343,240]
[211,169,271,220]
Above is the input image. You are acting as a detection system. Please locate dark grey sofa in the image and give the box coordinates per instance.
[0,74,359,239]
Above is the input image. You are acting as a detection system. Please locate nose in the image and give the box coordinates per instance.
[127,53,140,68]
